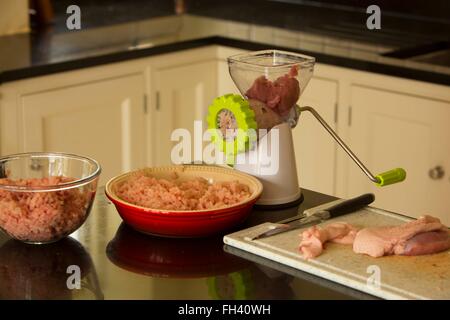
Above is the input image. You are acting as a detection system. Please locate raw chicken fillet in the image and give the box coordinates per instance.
[299,222,358,259]
[299,215,450,259]
[353,215,450,257]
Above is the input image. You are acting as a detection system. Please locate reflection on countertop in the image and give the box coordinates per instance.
[0,235,103,300]
[106,223,250,278]
[1,0,449,84]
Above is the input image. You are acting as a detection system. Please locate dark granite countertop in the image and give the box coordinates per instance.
[0,1,449,85]
[0,188,377,300]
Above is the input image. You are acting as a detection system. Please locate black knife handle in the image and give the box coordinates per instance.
[326,193,375,217]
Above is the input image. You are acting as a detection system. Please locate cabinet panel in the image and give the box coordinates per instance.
[20,74,146,184]
[293,77,338,195]
[347,85,450,224]
[154,61,217,166]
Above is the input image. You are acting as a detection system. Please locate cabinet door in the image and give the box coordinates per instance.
[153,61,217,166]
[20,74,146,184]
[347,85,450,224]
[292,77,338,195]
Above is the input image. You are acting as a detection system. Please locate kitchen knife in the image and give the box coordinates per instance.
[250,193,375,240]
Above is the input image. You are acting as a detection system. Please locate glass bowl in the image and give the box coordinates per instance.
[228,49,315,98]
[0,152,101,244]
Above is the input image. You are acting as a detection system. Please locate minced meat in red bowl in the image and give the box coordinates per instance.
[106,165,263,238]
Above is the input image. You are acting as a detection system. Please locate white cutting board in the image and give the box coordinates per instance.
[224,206,450,300]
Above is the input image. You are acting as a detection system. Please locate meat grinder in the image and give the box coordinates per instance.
[207,50,406,206]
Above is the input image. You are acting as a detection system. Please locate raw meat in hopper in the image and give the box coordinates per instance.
[298,215,450,258]
[248,99,283,132]
[246,66,300,117]
[214,66,300,145]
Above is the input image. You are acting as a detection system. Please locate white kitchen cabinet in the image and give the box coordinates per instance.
[13,73,146,184]
[152,60,217,166]
[293,75,338,196]
[346,85,450,225]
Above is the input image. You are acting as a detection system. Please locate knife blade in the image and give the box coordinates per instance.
[249,193,375,240]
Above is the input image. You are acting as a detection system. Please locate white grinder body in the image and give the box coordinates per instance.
[234,122,301,205]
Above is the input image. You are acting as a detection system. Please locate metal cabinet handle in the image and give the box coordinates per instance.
[429,166,445,180]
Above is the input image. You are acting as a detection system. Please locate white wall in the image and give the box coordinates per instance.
[0,0,29,36]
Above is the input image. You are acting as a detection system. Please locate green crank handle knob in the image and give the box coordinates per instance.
[375,168,406,186]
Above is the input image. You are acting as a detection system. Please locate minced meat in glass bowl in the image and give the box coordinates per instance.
[0,152,101,244]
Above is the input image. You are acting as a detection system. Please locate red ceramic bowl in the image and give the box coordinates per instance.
[105,165,263,238]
